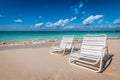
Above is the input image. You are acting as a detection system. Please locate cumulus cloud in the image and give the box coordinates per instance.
[54,19,66,27]
[45,22,53,27]
[45,17,77,27]
[34,17,77,28]
[35,23,44,28]
[14,19,22,23]
[113,18,120,24]
[46,19,67,27]
[83,15,104,25]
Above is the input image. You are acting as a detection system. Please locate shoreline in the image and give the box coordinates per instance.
[0,36,120,47]
[0,39,57,47]
[0,36,120,48]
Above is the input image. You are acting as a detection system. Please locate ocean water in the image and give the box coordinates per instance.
[0,31,120,43]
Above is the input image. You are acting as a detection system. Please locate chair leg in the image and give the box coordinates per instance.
[61,49,66,56]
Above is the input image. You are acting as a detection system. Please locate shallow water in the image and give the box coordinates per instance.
[0,31,120,43]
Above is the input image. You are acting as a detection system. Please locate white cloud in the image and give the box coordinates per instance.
[83,15,104,25]
[98,19,103,24]
[54,19,64,27]
[14,19,22,23]
[35,23,44,28]
[35,17,77,28]
[45,22,54,27]
[113,18,120,24]
[45,17,77,27]
[71,17,77,21]
[49,19,67,27]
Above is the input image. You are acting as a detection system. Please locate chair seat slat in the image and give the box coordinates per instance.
[81,45,104,50]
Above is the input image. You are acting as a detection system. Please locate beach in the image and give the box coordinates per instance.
[0,0,120,79]
[0,39,120,80]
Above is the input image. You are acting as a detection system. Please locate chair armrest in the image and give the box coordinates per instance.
[70,45,75,54]
[104,46,108,54]
[63,42,72,49]
[101,46,108,57]
[103,46,107,49]
[103,46,108,52]
[72,43,82,51]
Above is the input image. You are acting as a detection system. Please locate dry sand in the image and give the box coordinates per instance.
[0,39,120,80]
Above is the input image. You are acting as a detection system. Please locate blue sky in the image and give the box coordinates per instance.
[0,0,120,31]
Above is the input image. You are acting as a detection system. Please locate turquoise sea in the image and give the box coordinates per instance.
[0,31,120,43]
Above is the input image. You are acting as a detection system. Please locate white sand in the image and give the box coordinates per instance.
[0,39,120,80]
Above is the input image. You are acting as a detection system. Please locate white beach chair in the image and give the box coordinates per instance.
[69,34,108,72]
[50,35,74,56]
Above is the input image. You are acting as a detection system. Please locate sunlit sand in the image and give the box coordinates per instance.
[0,39,120,80]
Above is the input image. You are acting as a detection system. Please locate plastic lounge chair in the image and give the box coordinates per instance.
[69,34,108,72]
[50,35,74,56]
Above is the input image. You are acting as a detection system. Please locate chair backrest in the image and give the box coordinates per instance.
[81,34,107,57]
[60,35,74,49]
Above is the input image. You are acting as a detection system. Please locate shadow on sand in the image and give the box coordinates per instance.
[101,54,114,73]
